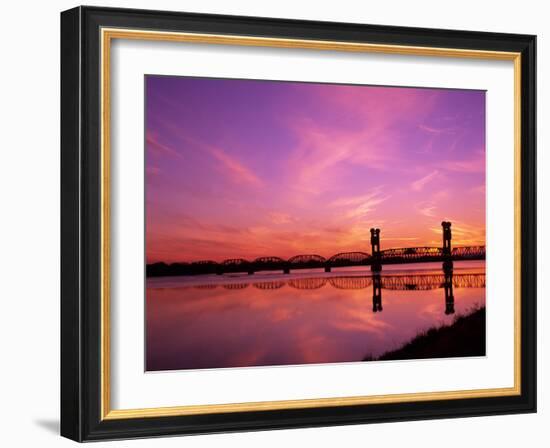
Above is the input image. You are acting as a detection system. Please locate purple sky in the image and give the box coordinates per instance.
[145,76,485,263]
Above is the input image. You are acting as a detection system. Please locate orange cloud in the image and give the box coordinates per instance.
[330,192,390,220]
[429,220,485,246]
[417,203,437,217]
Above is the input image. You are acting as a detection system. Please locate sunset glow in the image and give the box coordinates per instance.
[145,76,485,263]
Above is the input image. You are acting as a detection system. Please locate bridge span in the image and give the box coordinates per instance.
[147,222,485,277]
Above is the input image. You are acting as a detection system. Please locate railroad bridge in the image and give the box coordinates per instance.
[146,222,485,277]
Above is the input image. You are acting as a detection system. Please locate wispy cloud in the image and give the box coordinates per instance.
[443,158,485,173]
[418,124,456,135]
[285,123,393,194]
[331,191,389,219]
[282,86,437,194]
[210,148,263,187]
[330,191,382,207]
[146,133,185,160]
[145,78,486,262]
[152,123,265,189]
[417,203,437,217]
[429,220,485,246]
[441,148,485,174]
[411,170,440,191]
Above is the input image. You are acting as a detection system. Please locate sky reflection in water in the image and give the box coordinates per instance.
[146,261,485,371]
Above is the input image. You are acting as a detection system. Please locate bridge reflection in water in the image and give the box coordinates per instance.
[146,259,486,371]
[183,271,484,315]
[209,273,485,291]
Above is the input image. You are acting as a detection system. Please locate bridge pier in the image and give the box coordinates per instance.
[324,265,331,273]
[442,221,453,272]
[370,228,382,272]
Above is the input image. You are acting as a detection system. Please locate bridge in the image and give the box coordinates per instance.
[146,222,485,277]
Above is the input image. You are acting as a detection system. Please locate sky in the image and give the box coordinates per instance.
[145,76,485,264]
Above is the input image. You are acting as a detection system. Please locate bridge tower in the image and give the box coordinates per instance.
[444,269,455,314]
[372,274,382,312]
[370,228,382,272]
[441,221,453,272]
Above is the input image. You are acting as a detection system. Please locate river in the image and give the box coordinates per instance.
[146,260,485,371]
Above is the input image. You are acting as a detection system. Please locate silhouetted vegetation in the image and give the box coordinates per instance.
[363,307,486,361]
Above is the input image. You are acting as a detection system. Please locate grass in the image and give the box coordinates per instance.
[364,306,486,362]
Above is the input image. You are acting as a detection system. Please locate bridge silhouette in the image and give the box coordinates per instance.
[147,222,485,277]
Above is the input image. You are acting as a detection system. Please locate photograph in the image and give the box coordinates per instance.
[53,3,538,443]
[145,76,487,371]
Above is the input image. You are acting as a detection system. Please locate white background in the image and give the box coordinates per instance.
[0,0,547,446]
[111,39,515,409]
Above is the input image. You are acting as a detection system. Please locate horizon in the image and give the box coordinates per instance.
[145,238,486,265]
[146,76,486,264]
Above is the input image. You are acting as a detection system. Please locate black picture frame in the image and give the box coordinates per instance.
[61,5,536,442]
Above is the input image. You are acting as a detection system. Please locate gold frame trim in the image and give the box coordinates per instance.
[100,28,522,421]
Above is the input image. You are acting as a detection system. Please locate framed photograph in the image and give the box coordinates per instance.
[60,6,536,441]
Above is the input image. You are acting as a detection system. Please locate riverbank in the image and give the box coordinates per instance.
[365,306,486,361]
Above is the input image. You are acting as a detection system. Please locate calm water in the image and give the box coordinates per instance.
[146,261,485,371]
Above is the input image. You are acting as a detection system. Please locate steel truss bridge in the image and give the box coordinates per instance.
[147,246,485,277]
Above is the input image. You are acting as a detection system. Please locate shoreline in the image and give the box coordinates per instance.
[365,307,486,362]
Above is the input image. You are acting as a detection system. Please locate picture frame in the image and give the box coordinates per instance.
[60,5,536,442]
